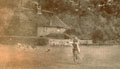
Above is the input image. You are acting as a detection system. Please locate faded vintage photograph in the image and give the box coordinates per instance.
[0,0,120,69]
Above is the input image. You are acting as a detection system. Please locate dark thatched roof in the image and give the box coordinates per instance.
[36,14,70,28]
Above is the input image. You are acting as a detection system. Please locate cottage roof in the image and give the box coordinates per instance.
[37,14,70,29]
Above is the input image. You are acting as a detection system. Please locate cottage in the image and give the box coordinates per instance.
[37,14,69,37]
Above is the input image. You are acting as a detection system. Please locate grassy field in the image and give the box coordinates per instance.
[0,44,120,69]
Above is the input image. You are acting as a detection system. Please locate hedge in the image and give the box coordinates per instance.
[0,36,48,46]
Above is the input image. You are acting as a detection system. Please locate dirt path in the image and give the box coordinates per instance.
[0,44,120,69]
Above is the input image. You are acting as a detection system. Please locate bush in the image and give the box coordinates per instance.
[92,29,104,43]
[36,37,49,46]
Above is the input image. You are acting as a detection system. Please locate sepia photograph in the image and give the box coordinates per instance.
[0,0,120,69]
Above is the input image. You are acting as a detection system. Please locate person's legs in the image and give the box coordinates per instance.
[73,50,78,62]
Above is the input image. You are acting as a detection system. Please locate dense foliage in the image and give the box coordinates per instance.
[40,0,120,42]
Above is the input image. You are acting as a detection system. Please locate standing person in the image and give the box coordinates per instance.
[72,37,80,63]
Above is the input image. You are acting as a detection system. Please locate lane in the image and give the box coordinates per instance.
[0,44,120,69]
